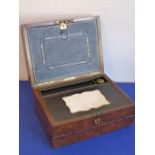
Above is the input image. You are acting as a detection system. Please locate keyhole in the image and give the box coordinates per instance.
[61,31,68,40]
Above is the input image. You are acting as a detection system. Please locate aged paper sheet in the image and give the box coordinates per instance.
[62,90,110,113]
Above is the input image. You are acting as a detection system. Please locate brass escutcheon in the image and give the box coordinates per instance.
[95,118,101,125]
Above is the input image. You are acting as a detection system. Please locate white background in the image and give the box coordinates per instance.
[19,0,135,82]
[1,0,155,155]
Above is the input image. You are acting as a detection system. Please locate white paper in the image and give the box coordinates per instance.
[62,90,110,113]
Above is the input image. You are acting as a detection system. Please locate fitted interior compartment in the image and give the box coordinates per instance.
[41,77,107,96]
[42,80,133,122]
[41,80,96,96]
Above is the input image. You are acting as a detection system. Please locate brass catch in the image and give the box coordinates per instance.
[60,22,67,30]
[56,20,72,30]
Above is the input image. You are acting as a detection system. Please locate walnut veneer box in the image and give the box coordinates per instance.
[22,16,135,148]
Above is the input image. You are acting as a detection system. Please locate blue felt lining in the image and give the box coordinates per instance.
[27,19,101,84]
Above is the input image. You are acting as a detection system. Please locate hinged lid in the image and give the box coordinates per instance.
[22,16,103,89]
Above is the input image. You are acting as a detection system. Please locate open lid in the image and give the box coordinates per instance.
[22,16,103,88]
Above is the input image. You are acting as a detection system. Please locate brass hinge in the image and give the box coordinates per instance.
[37,81,56,88]
[36,76,77,89]
[63,76,77,81]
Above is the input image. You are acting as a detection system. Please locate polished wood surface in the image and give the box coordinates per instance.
[32,74,135,148]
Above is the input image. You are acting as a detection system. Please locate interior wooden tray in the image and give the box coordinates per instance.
[41,77,133,122]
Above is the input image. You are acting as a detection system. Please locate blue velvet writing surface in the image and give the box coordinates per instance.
[27,19,101,84]
[19,81,135,155]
